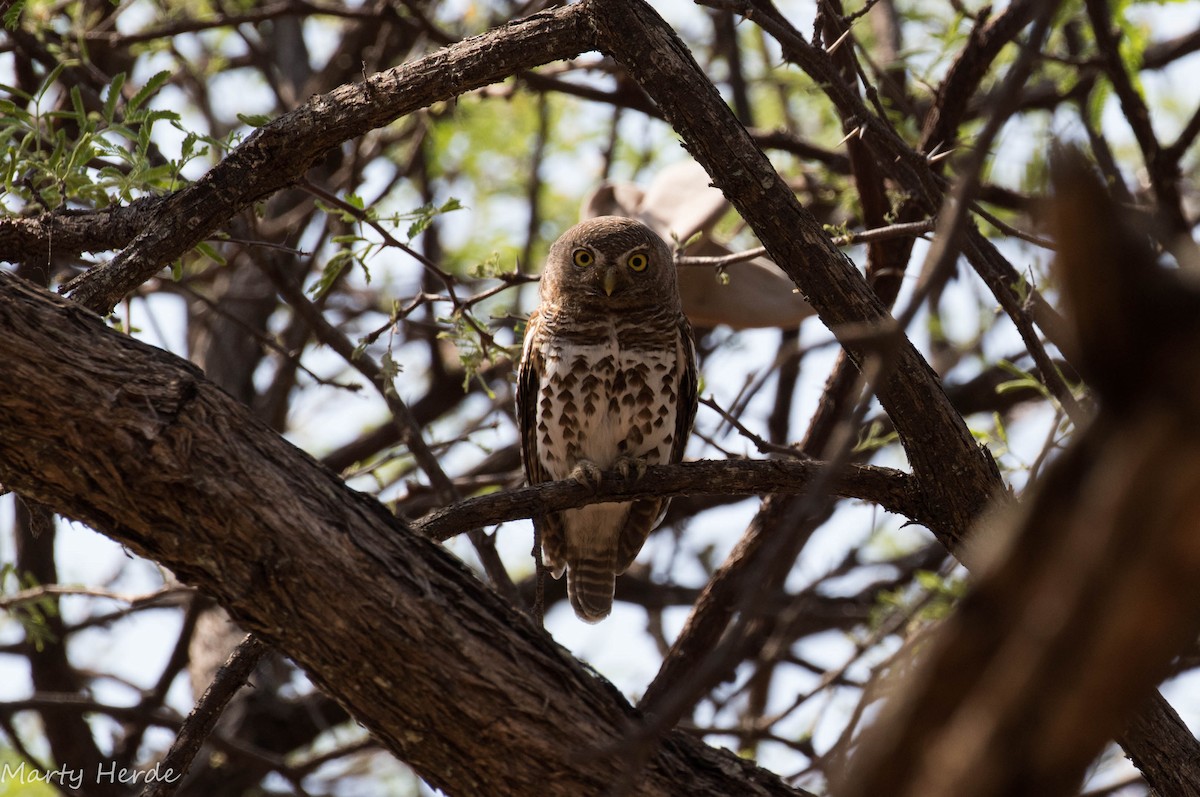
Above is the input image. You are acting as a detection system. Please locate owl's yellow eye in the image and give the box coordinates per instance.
[572,248,593,268]
[627,253,649,272]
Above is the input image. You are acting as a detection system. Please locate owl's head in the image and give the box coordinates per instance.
[540,216,679,310]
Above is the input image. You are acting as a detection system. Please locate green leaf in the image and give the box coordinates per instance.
[69,85,86,121]
[142,108,180,126]
[380,350,403,382]
[102,72,126,122]
[34,62,68,105]
[3,0,27,30]
[127,70,171,114]
[194,241,226,265]
[309,250,354,299]
[994,359,1052,401]
[0,82,31,103]
[404,197,464,240]
[236,112,272,128]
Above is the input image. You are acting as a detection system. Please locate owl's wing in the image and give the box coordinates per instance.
[516,309,547,486]
[615,316,699,575]
[517,310,567,576]
[671,316,699,466]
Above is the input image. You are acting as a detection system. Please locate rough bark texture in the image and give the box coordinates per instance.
[0,270,807,796]
[1118,691,1200,796]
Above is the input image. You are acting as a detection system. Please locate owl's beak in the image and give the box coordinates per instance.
[602,267,619,296]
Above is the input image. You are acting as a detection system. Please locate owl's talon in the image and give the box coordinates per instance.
[570,460,603,488]
[615,455,647,481]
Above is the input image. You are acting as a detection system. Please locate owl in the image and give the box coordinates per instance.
[518,216,698,622]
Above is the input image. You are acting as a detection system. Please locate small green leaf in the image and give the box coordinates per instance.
[309,250,354,299]
[994,359,1051,401]
[236,112,272,128]
[380,350,403,381]
[128,70,171,114]
[4,0,27,30]
[194,241,226,265]
[35,62,69,104]
[69,85,86,121]
[102,72,126,122]
[0,82,31,103]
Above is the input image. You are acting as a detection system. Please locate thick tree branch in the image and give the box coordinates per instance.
[0,272,808,796]
[61,3,594,314]
[0,195,173,266]
[414,459,924,541]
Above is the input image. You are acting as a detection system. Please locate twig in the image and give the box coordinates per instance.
[0,584,190,611]
[675,218,939,269]
[140,634,268,797]
[1086,0,1188,235]
[301,178,460,293]
[699,395,809,458]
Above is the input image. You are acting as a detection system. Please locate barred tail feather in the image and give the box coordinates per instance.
[567,557,617,623]
[615,498,664,574]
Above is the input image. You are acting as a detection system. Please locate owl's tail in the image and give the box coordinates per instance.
[567,557,616,623]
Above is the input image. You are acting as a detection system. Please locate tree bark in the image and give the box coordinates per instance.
[0,271,810,796]
[836,151,1200,797]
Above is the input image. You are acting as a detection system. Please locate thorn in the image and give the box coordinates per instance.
[826,27,853,55]
[836,126,863,148]
[928,147,955,164]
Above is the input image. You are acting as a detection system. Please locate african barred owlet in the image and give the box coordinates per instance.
[518,216,698,622]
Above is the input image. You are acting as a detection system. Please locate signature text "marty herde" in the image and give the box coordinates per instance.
[1,760,181,791]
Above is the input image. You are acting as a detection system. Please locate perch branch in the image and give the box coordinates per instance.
[413,459,924,541]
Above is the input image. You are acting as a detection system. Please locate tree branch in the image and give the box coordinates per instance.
[142,635,267,797]
[61,3,595,314]
[0,271,808,796]
[414,458,924,541]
